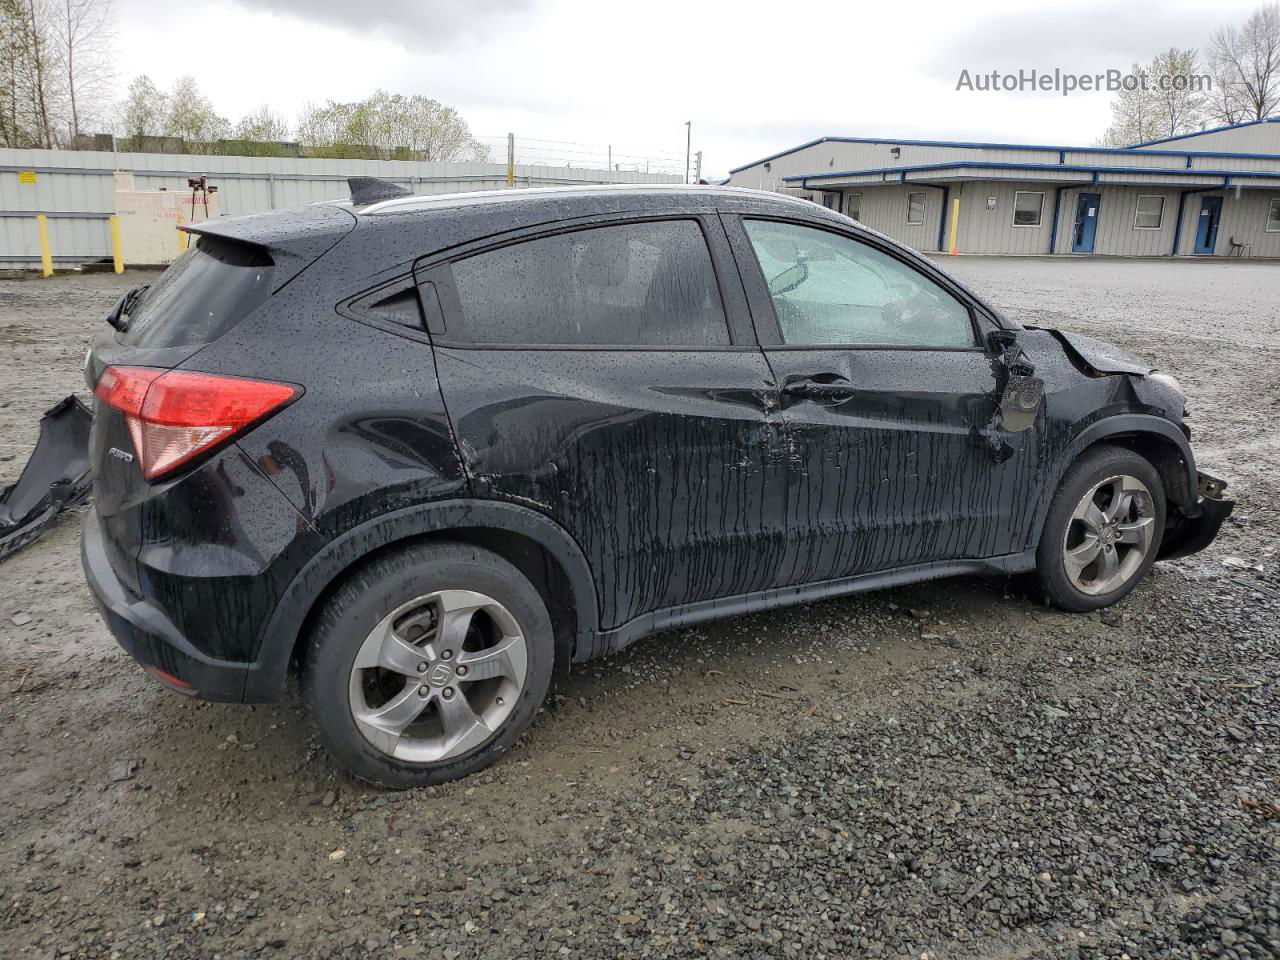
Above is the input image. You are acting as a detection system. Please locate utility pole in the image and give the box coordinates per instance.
[607,145,612,173]
[506,133,515,188]
[684,121,691,184]
[695,150,702,183]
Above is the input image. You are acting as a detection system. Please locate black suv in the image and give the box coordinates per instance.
[82,182,1231,787]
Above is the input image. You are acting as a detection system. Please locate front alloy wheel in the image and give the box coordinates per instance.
[1062,475,1157,596]
[1035,445,1167,612]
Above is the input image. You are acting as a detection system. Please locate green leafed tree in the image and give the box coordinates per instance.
[1096,50,1206,146]
[1096,62,1164,146]
[118,73,167,140]
[234,103,290,143]
[164,74,228,147]
[297,90,488,161]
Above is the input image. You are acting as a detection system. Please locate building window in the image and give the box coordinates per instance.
[1134,195,1166,230]
[1012,191,1045,227]
[906,192,926,225]
[1267,197,1280,232]
[846,192,862,221]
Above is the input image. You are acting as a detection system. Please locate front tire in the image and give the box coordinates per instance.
[1035,445,1165,612]
[303,542,554,788]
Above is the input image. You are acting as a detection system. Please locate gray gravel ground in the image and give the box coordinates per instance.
[1,256,1278,959]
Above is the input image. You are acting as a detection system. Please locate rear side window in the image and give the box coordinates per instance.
[448,220,729,346]
[122,235,273,348]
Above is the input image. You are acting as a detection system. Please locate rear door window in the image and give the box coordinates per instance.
[446,220,730,346]
[121,235,273,348]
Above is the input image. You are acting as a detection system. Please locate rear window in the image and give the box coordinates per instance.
[447,220,729,346]
[121,235,273,348]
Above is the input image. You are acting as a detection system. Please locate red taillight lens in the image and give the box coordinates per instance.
[95,366,297,480]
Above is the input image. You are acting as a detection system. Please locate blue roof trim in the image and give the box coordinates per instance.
[1126,117,1280,148]
[786,160,1280,187]
[729,132,1280,175]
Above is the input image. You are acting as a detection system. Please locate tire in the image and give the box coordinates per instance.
[303,542,554,788]
[1035,445,1166,612]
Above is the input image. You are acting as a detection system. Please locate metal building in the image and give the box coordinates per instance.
[0,148,683,268]
[725,118,1280,258]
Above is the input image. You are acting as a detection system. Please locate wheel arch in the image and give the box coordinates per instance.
[1031,414,1200,550]
[243,500,599,702]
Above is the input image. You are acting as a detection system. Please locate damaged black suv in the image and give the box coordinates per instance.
[82,181,1232,787]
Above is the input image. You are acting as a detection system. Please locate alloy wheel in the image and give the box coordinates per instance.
[348,589,528,762]
[1061,474,1156,596]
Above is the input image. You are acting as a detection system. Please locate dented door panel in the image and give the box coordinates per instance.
[433,346,783,629]
[766,347,1040,586]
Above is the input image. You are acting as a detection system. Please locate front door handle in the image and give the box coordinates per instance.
[781,375,857,405]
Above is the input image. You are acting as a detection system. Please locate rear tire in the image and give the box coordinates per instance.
[303,542,554,789]
[1035,445,1165,612]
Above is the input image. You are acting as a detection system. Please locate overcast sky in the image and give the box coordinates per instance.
[114,0,1259,178]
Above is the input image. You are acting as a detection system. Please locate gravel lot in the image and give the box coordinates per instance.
[1,257,1278,959]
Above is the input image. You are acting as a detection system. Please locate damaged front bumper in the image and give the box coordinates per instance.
[1158,471,1234,561]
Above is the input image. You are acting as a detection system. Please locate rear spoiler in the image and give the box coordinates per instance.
[181,204,357,292]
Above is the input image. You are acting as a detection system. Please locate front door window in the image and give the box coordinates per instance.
[742,219,974,348]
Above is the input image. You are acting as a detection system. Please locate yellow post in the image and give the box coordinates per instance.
[949,196,961,256]
[177,216,189,254]
[109,215,124,274]
[36,214,53,277]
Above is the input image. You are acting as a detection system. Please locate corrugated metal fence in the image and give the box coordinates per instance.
[0,148,683,267]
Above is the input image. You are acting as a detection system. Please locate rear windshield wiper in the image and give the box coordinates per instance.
[105,284,149,333]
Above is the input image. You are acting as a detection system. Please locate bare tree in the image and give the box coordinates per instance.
[50,0,113,141]
[15,0,63,147]
[1208,3,1280,123]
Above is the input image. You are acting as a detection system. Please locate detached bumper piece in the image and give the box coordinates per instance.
[0,396,92,563]
[1158,471,1235,561]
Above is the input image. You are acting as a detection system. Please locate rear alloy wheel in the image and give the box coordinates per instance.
[1036,446,1165,611]
[305,543,554,788]
[348,589,528,763]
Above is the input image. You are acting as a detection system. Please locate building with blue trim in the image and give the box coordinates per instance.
[725,119,1280,258]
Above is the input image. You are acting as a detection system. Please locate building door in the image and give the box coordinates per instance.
[1071,193,1101,253]
[1194,196,1222,255]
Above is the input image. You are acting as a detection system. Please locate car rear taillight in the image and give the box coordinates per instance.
[94,366,297,480]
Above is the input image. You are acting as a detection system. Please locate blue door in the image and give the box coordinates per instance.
[1195,196,1222,255]
[1071,193,1101,253]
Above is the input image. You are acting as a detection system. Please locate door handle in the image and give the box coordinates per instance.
[782,375,857,404]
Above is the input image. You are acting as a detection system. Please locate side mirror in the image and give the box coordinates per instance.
[998,374,1043,432]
